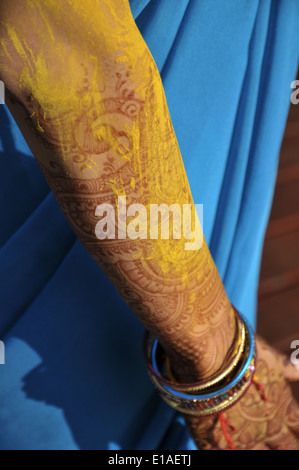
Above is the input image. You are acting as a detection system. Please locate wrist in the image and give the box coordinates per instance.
[163,302,236,383]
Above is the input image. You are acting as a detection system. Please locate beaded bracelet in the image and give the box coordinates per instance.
[144,309,256,417]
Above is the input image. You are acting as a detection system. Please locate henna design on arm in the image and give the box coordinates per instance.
[1,0,299,450]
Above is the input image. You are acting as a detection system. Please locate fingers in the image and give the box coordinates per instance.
[255,336,299,382]
[286,398,299,437]
[281,355,299,382]
[266,429,299,450]
[249,443,270,450]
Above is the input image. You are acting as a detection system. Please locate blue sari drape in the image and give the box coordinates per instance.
[0,0,298,450]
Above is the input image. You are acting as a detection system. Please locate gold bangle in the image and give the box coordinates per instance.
[144,310,256,417]
[145,306,246,393]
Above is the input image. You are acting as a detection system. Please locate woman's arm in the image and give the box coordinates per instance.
[0,0,235,382]
[1,0,298,449]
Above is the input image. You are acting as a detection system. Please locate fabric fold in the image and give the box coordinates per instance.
[0,0,298,450]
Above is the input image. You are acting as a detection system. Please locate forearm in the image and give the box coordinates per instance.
[0,0,235,382]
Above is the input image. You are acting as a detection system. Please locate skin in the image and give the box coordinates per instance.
[0,0,235,381]
[0,0,298,449]
[186,337,299,450]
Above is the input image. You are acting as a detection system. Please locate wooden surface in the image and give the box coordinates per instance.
[257,83,299,401]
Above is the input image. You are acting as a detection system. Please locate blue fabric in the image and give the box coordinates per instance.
[0,0,298,450]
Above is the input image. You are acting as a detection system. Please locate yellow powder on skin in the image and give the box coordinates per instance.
[130,178,135,190]
[1,0,206,286]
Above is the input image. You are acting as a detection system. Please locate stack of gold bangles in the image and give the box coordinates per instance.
[143,307,256,416]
